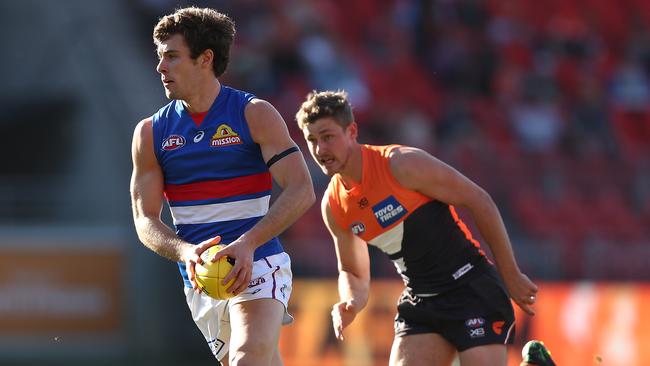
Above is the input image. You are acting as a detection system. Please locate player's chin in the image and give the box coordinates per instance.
[163,87,178,99]
[321,166,337,177]
[320,163,339,176]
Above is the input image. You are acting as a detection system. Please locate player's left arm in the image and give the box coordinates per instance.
[389,146,538,315]
[216,98,315,295]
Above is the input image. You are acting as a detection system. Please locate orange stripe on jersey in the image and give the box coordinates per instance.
[448,205,487,257]
[327,144,431,241]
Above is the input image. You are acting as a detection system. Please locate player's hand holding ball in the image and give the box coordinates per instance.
[195,244,236,300]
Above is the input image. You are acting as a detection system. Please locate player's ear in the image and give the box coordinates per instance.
[347,121,359,140]
[199,49,214,68]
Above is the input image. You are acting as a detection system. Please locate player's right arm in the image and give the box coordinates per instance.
[130,118,218,289]
[321,194,370,340]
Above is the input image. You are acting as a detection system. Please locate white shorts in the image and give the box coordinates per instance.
[184,252,293,361]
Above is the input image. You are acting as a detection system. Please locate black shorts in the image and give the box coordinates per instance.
[394,267,515,351]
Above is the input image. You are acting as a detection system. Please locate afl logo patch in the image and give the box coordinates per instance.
[211,124,243,147]
[350,222,366,235]
[162,135,186,151]
[465,317,485,328]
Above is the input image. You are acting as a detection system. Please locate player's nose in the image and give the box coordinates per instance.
[314,140,327,156]
[156,58,166,74]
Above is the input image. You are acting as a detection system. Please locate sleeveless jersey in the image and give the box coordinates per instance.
[327,144,489,294]
[152,85,283,287]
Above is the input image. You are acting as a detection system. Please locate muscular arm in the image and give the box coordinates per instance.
[130,119,216,288]
[130,118,192,261]
[321,194,370,339]
[243,99,316,248]
[389,146,538,315]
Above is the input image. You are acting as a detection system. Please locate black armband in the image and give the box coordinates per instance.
[266,146,299,168]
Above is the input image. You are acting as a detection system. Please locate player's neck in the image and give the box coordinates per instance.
[183,79,221,114]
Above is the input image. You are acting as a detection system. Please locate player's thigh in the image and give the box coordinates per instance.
[229,298,285,352]
[390,333,457,366]
[458,344,507,366]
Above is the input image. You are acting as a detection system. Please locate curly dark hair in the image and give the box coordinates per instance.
[295,90,355,129]
[153,7,235,77]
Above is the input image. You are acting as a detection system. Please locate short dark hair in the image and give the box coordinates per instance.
[296,90,354,129]
[153,7,235,77]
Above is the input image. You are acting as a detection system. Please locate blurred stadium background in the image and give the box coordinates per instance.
[1,0,649,365]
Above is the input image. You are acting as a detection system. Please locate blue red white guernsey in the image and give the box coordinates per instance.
[152,85,283,287]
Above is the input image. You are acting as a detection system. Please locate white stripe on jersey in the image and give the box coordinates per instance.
[368,222,404,256]
[170,195,270,225]
[368,222,408,277]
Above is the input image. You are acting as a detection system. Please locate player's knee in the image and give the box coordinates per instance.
[389,348,409,366]
[229,341,275,366]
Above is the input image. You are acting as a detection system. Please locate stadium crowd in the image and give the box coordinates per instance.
[132,0,650,281]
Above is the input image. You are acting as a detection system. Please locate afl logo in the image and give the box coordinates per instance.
[465,318,485,328]
[350,222,366,235]
[162,135,185,151]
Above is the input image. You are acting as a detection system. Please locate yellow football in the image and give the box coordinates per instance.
[195,245,236,300]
